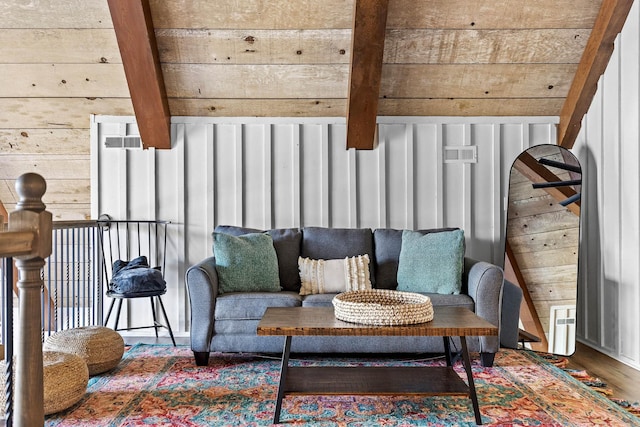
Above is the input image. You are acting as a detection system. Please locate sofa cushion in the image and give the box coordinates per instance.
[214,225,302,291]
[298,254,372,295]
[215,291,302,320]
[212,232,281,294]
[422,292,474,310]
[302,227,375,284]
[373,228,458,289]
[397,229,465,294]
[301,293,338,307]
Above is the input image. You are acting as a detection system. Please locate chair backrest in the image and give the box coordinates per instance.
[97,218,170,285]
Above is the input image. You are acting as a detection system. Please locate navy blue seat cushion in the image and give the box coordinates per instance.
[373,228,458,289]
[214,225,302,292]
[301,227,375,285]
[109,255,166,297]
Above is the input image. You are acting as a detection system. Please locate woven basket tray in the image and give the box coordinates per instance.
[332,289,434,326]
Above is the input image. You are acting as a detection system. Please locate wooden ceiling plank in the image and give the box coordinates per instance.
[387,0,600,30]
[513,152,581,216]
[107,0,171,149]
[346,0,389,150]
[557,0,634,149]
[504,240,549,352]
[147,0,598,30]
[165,97,563,118]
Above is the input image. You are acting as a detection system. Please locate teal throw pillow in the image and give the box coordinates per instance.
[396,229,464,294]
[213,232,281,294]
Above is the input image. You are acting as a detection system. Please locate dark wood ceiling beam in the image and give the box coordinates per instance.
[107,0,171,149]
[557,0,634,149]
[346,0,389,150]
[514,152,581,216]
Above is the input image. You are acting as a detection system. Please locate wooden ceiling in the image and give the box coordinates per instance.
[105,0,634,150]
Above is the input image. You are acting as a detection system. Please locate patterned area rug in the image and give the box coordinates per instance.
[45,344,640,427]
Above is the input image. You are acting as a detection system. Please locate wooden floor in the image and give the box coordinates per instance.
[567,341,640,403]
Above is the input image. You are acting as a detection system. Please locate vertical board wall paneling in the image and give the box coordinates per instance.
[92,116,185,335]
[598,39,621,353]
[182,123,212,265]
[376,125,388,228]
[383,124,411,229]
[213,124,240,227]
[574,0,640,370]
[355,136,381,229]
[412,123,442,229]
[596,33,617,355]
[347,139,358,227]
[618,1,640,366]
[180,121,214,333]
[292,125,302,227]
[242,123,268,229]
[435,124,445,229]
[157,130,186,332]
[300,124,329,227]
[580,81,605,350]
[328,124,352,228]
[272,124,299,229]
[471,124,499,265]
[463,124,473,252]
[402,123,415,229]
[93,116,559,338]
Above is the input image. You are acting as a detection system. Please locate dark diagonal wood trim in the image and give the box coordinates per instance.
[557,0,634,149]
[108,0,171,149]
[514,152,581,216]
[346,0,389,150]
[504,240,548,352]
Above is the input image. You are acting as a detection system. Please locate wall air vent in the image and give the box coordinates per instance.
[104,136,142,149]
[444,146,477,164]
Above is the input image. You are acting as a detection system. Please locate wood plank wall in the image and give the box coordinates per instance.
[92,115,557,334]
[574,0,640,371]
[0,0,132,220]
[151,0,593,117]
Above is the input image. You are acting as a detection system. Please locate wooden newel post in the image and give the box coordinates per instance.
[8,173,52,427]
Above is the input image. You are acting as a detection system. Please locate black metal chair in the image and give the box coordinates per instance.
[98,216,176,346]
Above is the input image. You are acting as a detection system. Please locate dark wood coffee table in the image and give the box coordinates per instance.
[257,306,498,425]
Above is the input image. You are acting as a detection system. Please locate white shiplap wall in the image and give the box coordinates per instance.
[573,0,640,370]
[92,115,558,335]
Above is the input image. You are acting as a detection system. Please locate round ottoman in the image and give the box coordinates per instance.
[44,326,124,376]
[43,351,89,415]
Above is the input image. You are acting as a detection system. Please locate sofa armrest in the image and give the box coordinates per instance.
[185,256,219,353]
[500,280,523,348]
[463,257,504,353]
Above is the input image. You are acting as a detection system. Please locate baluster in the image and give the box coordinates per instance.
[9,173,52,427]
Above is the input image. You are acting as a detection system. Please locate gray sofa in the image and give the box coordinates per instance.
[186,226,516,367]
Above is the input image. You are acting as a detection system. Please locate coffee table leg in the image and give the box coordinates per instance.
[443,336,452,366]
[273,335,292,424]
[459,336,483,425]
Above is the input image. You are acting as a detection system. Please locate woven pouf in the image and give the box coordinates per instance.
[44,351,89,415]
[44,326,124,375]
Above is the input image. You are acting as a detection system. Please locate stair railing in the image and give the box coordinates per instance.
[0,173,51,427]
